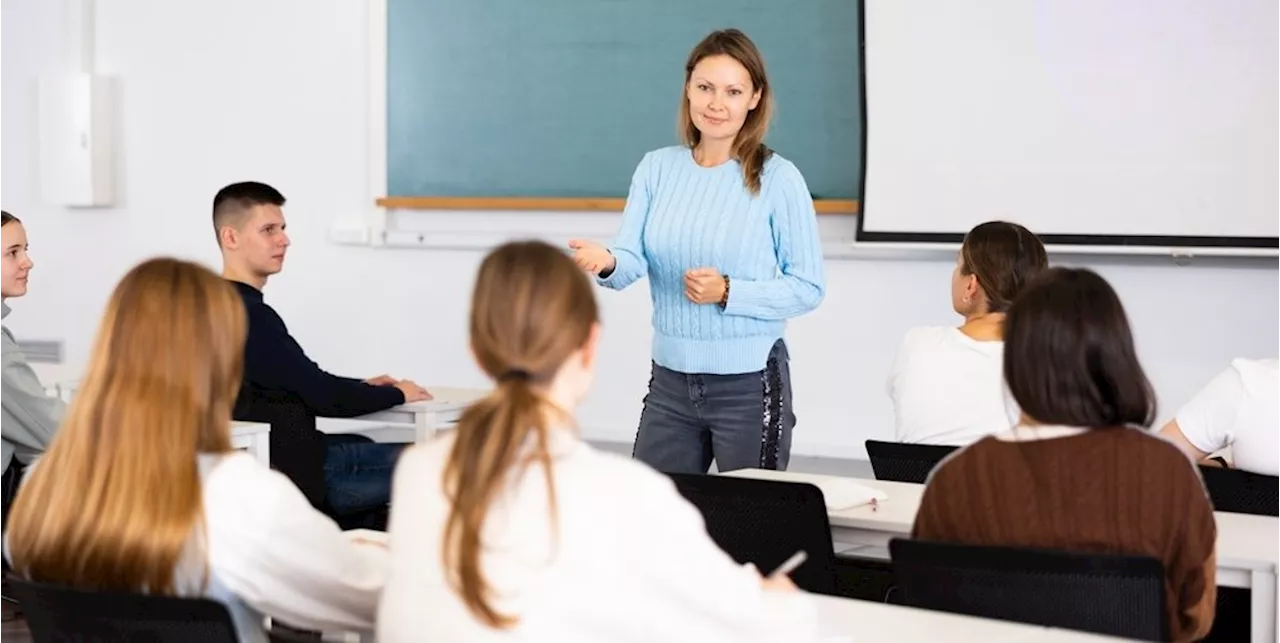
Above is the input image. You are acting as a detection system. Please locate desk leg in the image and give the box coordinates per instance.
[1250,569,1277,643]
[415,412,438,443]
[252,432,271,467]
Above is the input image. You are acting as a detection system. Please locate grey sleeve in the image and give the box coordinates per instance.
[1,327,66,453]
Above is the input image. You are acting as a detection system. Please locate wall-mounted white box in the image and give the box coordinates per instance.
[36,73,116,207]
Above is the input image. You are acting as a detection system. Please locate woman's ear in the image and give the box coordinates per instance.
[748,88,762,111]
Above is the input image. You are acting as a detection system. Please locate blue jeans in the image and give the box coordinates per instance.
[632,339,795,474]
[323,436,406,515]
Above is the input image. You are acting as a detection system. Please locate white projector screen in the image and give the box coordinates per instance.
[859,0,1279,248]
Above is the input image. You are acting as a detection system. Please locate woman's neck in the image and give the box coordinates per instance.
[959,311,1005,341]
[693,139,734,167]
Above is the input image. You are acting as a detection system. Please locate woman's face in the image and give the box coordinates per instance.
[1,222,34,299]
[686,54,761,144]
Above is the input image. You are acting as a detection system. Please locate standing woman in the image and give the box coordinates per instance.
[569,29,826,474]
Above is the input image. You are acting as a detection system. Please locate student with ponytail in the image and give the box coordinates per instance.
[569,29,826,475]
[378,241,819,642]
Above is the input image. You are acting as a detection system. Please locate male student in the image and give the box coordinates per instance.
[214,181,430,517]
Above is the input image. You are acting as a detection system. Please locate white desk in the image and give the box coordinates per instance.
[727,468,1280,643]
[812,593,1125,642]
[357,387,489,442]
[230,421,271,466]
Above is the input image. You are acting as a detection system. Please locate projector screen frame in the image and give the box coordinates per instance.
[851,0,1280,254]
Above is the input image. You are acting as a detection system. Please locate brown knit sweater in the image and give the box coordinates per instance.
[913,427,1217,641]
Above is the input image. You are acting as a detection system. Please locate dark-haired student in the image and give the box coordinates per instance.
[213,182,430,517]
[889,221,1047,445]
[1,211,65,511]
[379,241,819,642]
[912,268,1216,642]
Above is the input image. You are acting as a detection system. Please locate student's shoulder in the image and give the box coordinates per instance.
[394,433,453,482]
[0,325,21,359]
[202,451,301,512]
[570,445,689,509]
[898,326,958,352]
[1230,357,1279,394]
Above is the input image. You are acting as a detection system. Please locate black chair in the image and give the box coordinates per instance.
[7,578,239,643]
[1198,465,1279,517]
[865,440,957,484]
[889,538,1167,641]
[233,386,387,530]
[667,473,837,595]
[3,460,27,602]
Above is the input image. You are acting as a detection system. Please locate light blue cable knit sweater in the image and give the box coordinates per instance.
[600,145,826,375]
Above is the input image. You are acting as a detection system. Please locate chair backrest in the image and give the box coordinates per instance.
[233,385,327,509]
[1198,465,1279,516]
[667,473,837,594]
[2,460,26,575]
[7,578,239,643]
[889,538,1167,641]
[864,440,958,484]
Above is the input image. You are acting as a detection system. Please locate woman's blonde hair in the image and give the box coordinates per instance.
[7,257,246,594]
[442,240,599,628]
[678,28,775,195]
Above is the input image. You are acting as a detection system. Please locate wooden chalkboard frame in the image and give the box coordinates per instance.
[376,196,859,215]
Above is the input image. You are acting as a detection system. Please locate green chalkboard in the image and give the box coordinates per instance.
[388,0,863,200]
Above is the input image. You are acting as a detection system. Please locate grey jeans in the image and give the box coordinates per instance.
[632,339,795,474]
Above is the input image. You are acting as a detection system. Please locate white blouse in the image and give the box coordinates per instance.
[1174,358,1279,476]
[196,452,389,641]
[378,430,821,643]
[888,326,1019,445]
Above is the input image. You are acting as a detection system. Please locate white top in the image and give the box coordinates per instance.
[378,431,820,643]
[888,326,1019,445]
[196,452,388,641]
[1175,358,1280,476]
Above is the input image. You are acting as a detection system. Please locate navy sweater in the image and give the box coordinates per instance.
[230,281,404,417]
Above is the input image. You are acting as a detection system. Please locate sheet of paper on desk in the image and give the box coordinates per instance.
[813,479,888,510]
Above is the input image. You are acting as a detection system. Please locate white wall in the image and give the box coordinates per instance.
[3,0,1276,459]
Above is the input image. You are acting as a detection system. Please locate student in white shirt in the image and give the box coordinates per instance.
[1160,358,1280,476]
[888,221,1047,445]
[378,240,819,643]
[6,258,387,642]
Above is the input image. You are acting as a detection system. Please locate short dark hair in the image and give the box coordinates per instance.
[1004,267,1156,429]
[1,210,19,227]
[961,221,1048,313]
[212,182,285,245]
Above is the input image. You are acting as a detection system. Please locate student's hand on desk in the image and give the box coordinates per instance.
[568,239,616,276]
[366,374,397,386]
[395,380,433,402]
[684,267,726,305]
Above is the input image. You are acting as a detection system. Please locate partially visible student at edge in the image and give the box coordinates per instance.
[569,29,826,475]
[7,258,388,643]
[212,182,430,518]
[1,211,65,522]
[888,221,1047,445]
[913,267,1216,642]
[378,241,821,642]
